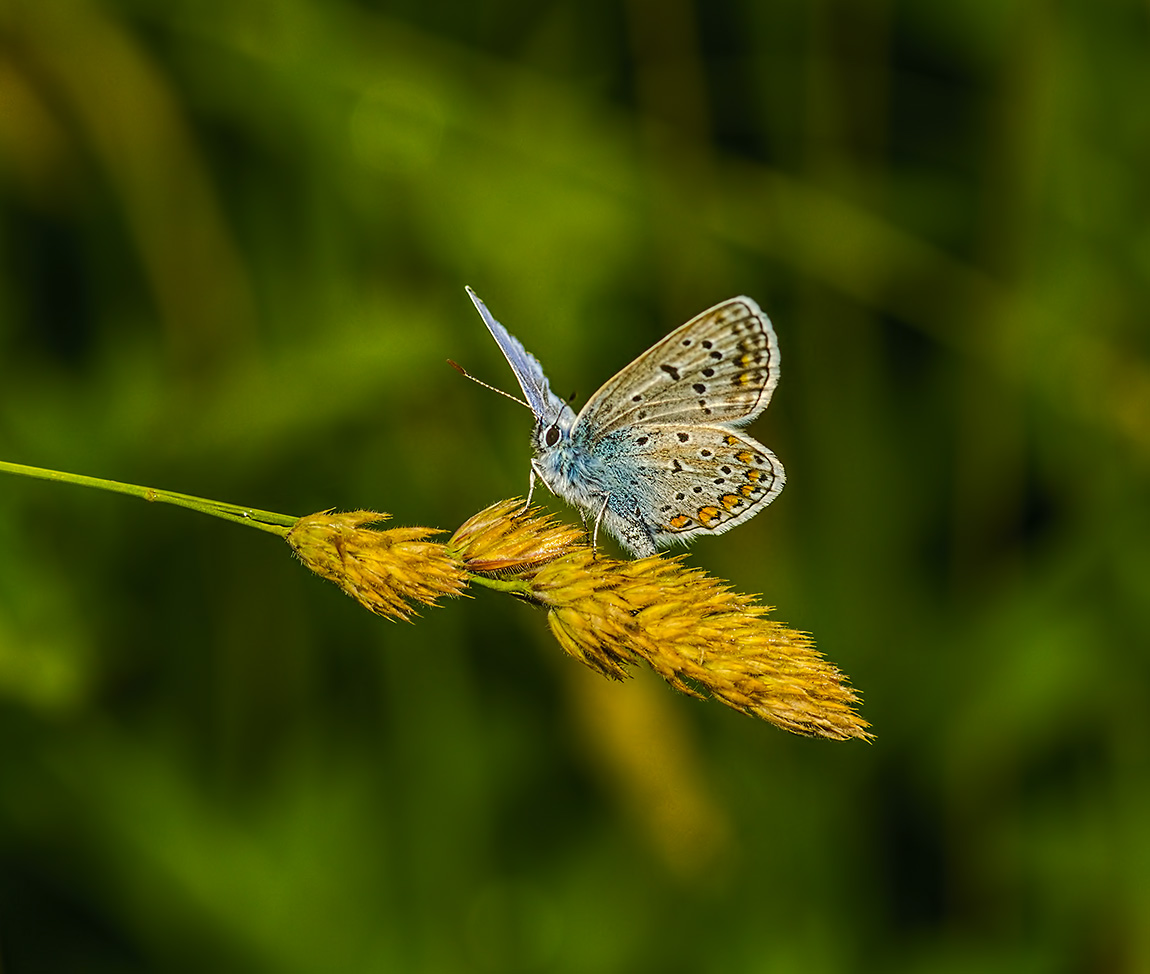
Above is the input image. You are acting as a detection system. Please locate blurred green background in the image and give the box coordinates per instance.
[2,0,1149,971]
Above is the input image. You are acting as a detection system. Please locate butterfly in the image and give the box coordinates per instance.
[465,287,786,558]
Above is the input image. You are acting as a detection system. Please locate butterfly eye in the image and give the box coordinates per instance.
[545,425,561,447]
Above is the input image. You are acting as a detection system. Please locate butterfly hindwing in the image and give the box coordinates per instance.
[625,425,786,543]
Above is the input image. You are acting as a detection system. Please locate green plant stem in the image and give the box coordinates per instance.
[465,574,537,596]
[0,460,298,536]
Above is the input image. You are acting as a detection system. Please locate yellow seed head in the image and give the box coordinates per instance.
[450,498,587,577]
[529,548,871,741]
[287,511,467,621]
[287,499,869,739]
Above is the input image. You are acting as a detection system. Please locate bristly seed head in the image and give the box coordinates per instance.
[287,499,870,740]
[450,498,586,577]
[525,546,871,741]
[287,511,468,622]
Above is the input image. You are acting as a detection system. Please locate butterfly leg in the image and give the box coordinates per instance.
[590,493,610,551]
[521,461,558,512]
[517,461,551,514]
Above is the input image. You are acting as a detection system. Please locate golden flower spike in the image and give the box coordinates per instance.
[0,459,870,740]
[452,500,871,742]
[533,549,870,740]
[450,497,586,576]
[287,511,467,621]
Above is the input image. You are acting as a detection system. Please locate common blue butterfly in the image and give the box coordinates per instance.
[466,287,785,557]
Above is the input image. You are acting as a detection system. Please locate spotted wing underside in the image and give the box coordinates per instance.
[578,297,779,437]
[630,425,786,543]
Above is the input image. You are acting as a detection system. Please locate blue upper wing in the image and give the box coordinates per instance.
[466,287,570,424]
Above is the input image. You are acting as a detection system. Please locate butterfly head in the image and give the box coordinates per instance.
[532,407,575,455]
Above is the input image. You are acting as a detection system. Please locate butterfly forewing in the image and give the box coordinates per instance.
[466,286,567,422]
[578,297,779,436]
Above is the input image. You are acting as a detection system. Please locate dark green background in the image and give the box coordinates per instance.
[2,1,1148,971]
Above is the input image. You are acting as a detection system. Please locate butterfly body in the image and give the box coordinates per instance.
[467,287,785,557]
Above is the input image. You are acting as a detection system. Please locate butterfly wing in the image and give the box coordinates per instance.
[467,286,569,423]
[577,296,779,435]
[631,425,786,545]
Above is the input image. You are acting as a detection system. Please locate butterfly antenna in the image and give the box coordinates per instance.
[447,359,531,410]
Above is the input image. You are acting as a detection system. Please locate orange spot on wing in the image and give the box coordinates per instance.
[668,515,693,531]
[697,506,721,527]
[721,494,742,511]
